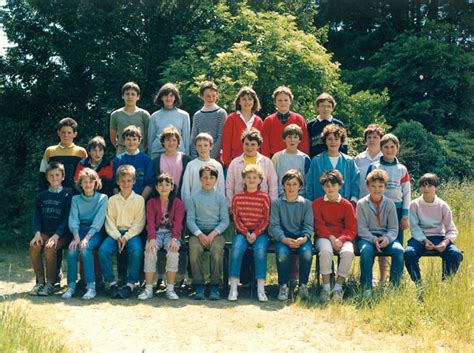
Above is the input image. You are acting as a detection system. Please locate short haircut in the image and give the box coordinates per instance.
[46,161,65,177]
[272,86,293,102]
[160,126,182,147]
[234,86,261,112]
[199,164,219,179]
[155,173,177,212]
[87,136,106,152]
[195,132,214,145]
[121,82,140,95]
[315,92,336,108]
[366,169,388,185]
[281,169,303,187]
[154,82,181,107]
[380,133,400,149]
[76,167,102,191]
[319,170,344,186]
[321,124,347,144]
[418,173,440,188]
[241,164,264,191]
[241,128,263,146]
[116,164,136,182]
[199,81,218,96]
[363,124,385,142]
[282,124,303,140]
[122,125,142,140]
[58,117,78,132]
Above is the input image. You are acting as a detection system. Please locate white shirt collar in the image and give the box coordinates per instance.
[237,110,256,130]
[125,148,140,156]
[324,194,342,203]
[316,115,333,122]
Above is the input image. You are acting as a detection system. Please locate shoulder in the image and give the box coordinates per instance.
[332,117,346,127]
[110,108,124,118]
[263,113,277,125]
[176,108,190,117]
[290,112,305,121]
[137,108,150,118]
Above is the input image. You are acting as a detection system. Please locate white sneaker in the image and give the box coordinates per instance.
[82,288,96,300]
[61,287,75,299]
[228,289,238,301]
[138,288,153,300]
[299,284,309,299]
[320,289,330,302]
[166,289,179,300]
[257,291,268,302]
[332,288,343,301]
[278,285,289,301]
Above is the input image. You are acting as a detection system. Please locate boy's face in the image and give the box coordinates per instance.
[161,93,175,109]
[90,146,104,164]
[316,100,334,119]
[243,138,259,157]
[274,93,291,113]
[381,141,399,161]
[195,139,212,158]
[81,177,96,195]
[202,89,217,106]
[325,133,341,151]
[366,133,382,151]
[57,126,77,146]
[244,172,262,191]
[122,89,139,106]
[124,135,140,153]
[367,180,386,200]
[47,168,64,189]
[239,94,254,112]
[200,170,217,191]
[322,181,341,199]
[284,134,301,150]
[156,180,174,197]
[420,183,437,200]
[164,136,179,152]
[118,175,135,193]
[283,178,301,198]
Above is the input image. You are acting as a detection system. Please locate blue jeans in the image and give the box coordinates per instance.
[396,207,404,245]
[404,236,463,283]
[66,227,104,288]
[229,233,269,280]
[99,235,143,283]
[358,238,404,289]
[275,239,313,285]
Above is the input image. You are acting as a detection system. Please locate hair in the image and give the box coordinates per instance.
[366,169,388,185]
[46,161,65,177]
[199,164,219,179]
[418,173,440,188]
[195,132,214,145]
[321,124,347,144]
[380,133,400,149]
[319,170,344,186]
[122,125,142,140]
[241,128,263,146]
[154,173,177,213]
[199,81,218,96]
[281,169,303,188]
[272,86,293,102]
[282,124,303,140]
[76,167,102,191]
[363,123,385,142]
[121,82,140,95]
[160,126,182,147]
[241,164,264,191]
[58,117,78,132]
[116,164,136,182]
[234,86,261,112]
[154,82,181,107]
[87,136,106,153]
[315,92,336,108]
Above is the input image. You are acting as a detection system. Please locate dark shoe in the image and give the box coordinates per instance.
[156,278,166,290]
[76,279,86,291]
[118,285,132,299]
[109,284,120,299]
[209,285,220,300]
[194,285,205,300]
[38,283,56,296]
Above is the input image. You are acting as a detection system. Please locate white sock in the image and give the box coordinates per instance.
[257,279,265,294]
[166,284,174,291]
[230,278,238,292]
[145,284,153,292]
[334,283,343,291]
[323,283,330,292]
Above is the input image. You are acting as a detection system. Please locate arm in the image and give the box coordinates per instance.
[180,165,191,209]
[214,195,230,235]
[383,202,399,243]
[186,198,202,236]
[171,199,185,240]
[299,117,310,155]
[105,199,122,240]
[442,203,458,243]
[253,194,271,237]
[401,168,411,217]
[306,160,316,201]
[339,201,357,242]
[38,149,49,191]
[182,112,191,155]
[301,201,314,239]
[260,119,271,157]
[32,194,43,234]
[225,161,236,204]
[56,194,71,237]
[313,201,332,239]
[123,197,146,241]
[147,115,156,156]
[270,200,285,242]
[189,113,198,159]
[409,202,427,242]
[88,195,108,236]
[356,201,377,243]
[216,163,225,195]
[141,156,155,200]
[221,115,233,167]
[212,109,227,159]
[232,195,249,235]
[265,158,279,201]
[146,199,157,240]
[142,110,150,152]
[349,159,361,202]
[68,197,80,237]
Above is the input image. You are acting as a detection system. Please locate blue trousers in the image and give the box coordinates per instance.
[229,233,269,280]
[275,239,313,285]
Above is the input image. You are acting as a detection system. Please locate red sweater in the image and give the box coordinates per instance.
[231,190,271,237]
[261,112,309,157]
[312,197,357,243]
[146,197,185,240]
[221,112,263,167]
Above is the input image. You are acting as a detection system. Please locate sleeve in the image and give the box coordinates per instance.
[182,112,191,155]
[225,160,236,204]
[110,111,118,131]
[442,203,458,243]
[401,168,411,217]
[73,162,83,183]
[384,202,399,243]
[189,112,199,159]
[349,159,361,201]
[180,165,192,209]
[254,194,271,237]
[221,115,234,167]
[105,199,122,240]
[38,149,50,191]
[123,197,146,241]
[147,115,156,156]
[356,201,377,243]
[302,201,314,239]
[146,199,157,240]
[260,118,272,157]
[215,195,230,235]
[56,194,71,237]
[299,117,310,155]
[88,195,108,236]
[144,156,155,188]
[313,200,331,239]
[216,163,225,196]
[171,199,185,240]
[68,197,80,236]
[32,194,42,233]
[142,110,151,151]
[212,109,227,160]
[306,160,316,201]
[265,159,279,201]
[339,201,357,242]
[409,201,427,242]
[232,195,248,235]
[186,198,201,236]
[270,200,285,242]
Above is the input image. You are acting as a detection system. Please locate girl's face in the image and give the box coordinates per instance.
[243,138,259,157]
[381,141,399,161]
[366,133,382,151]
[122,89,139,107]
[244,172,262,191]
[164,136,179,152]
[90,146,104,164]
[202,89,217,106]
[283,178,301,199]
[161,92,176,109]
[156,180,174,198]
[239,94,254,113]
[326,133,342,151]
[274,93,292,113]
[81,177,96,196]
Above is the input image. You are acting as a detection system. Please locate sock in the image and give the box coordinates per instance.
[107,281,117,289]
[166,284,174,291]
[334,283,343,291]
[257,279,265,294]
[86,282,95,291]
[230,278,238,292]
[145,284,153,292]
[323,283,330,292]
[127,283,135,290]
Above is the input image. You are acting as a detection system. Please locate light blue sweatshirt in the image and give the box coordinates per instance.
[68,192,108,237]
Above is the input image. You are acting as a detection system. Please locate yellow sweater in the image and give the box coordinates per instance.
[105,191,145,240]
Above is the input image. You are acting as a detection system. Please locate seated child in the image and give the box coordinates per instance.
[356,170,404,293]
[271,170,314,301]
[313,170,357,302]
[404,173,463,283]
[228,165,271,302]
[99,165,146,299]
[139,173,185,300]
[29,162,72,296]
[62,168,108,300]
[187,165,229,300]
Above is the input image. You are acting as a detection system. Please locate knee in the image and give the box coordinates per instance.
[210,246,223,259]
[253,248,267,261]
[301,249,313,263]
[319,250,332,262]
[339,250,354,261]
[276,251,289,265]
[404,247,417,261]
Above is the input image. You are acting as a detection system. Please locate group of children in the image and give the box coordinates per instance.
[29,81,463,302]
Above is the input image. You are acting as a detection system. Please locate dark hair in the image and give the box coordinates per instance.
[363,124,385,142]
[234,86,261,112]
[121,82,140,95]
[321,124,347,144]
[418,173,440,188]
[46,161,65,177]
[154,82,181,108]
[154,173,177,214]
[199,81,218,96]
[241,128,263,146]
[58,117,78,132]
[366,169,388,185]
[87,136,106,152]
[122,125,142,140]
[282,124,303,140]
[380,133,400,149]
[199,164,219,179]
[160,126,182,147]
[281,169,303,188]
[315,92,336,108]
[272,86,293,102]
[319,170,344,186]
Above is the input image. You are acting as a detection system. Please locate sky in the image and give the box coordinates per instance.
[0,0,13,57]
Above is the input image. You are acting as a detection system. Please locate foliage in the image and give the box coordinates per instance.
[438,131,474,181]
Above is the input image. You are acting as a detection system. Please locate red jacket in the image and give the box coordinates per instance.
[146,197,185,240]
[261,112,309,157]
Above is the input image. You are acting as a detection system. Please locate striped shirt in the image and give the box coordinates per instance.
[231,190,271,237]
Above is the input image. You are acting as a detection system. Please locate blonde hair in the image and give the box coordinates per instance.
[241,165,264,191]
[116,165,136,182]
[77,168,102,191]
[366,169,388,185]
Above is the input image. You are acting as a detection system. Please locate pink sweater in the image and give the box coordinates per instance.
[146,197,185,240]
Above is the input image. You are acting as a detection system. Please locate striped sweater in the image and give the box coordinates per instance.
[231,190,271,237]
[190,106,227,159]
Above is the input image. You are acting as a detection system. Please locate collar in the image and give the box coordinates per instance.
[118,190,136,201]
[282,194,303,203]
[48,186,64,193]
[125,149,140,156]
[237,110,256,126]
[419,195,439,206]
[324,194,342,203]
[380,157,399,166]
[58,143,75,149]
[201,104,219,112]
[363,149,383,161]
[316,115,333,122]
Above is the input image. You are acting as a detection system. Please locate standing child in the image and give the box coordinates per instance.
[404,173,463,284]
[313,170,356,302]
[222,87,263,168]
[271,170,314,301]
[261,86,309,158]
[189,81,227,160]
[99,165,146,299]
[228,165,271,302]
[148,83,191,158]
[110,82,150,154]
[62,168,108,300]
[29,162,72,296]
[139,173,185,300]
[187,165,230,300]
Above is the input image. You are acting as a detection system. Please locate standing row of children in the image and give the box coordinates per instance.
[29,81,463,302]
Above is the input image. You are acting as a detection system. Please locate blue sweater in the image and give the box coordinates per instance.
[113,151,155,195]
[186,188,229,236]
[32,188,72,237]
[270,196,314,242]
[68,192,108,237]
